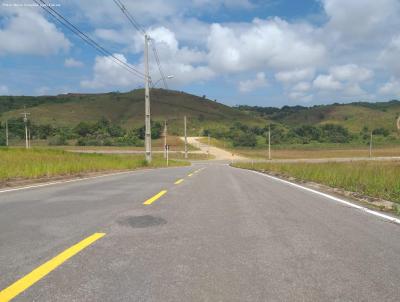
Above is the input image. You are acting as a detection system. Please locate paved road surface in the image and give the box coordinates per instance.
[0,164,399,301]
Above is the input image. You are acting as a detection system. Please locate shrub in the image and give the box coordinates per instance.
[48,135,68,146]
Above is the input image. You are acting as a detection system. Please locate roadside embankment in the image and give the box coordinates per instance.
[233,160,400,214]
[0,148,189,188]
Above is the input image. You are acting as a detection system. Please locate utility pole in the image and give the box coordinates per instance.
[21,110,30,149]
[208,133,210,159]
[144,34,152,163]
[369,131,373,158]
[184,115,188,159]
[5,120,8,147]
[28,128,31,148]
[268,124,271,160]
[166,144,169,167]
[163,120,167,159]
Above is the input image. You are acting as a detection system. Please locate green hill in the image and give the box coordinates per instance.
[0,89,264,135]
[237,100,400,133]
[1,89,399,136]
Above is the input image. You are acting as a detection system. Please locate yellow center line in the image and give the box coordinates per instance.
[143,190,167,205]
[0,233,105,302]
[174,179,184,185]
[188,173,194,177]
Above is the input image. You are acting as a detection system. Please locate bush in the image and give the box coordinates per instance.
[48,135,68,146]
[372,128,390,137]
[232,132,257,147]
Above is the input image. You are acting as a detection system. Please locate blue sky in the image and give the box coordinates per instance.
[0,0,400,107]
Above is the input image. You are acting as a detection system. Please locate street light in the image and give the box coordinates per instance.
[151,75,175,88]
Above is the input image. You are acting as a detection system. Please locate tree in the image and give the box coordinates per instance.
[232,132,257,147]
[137,121,162,140]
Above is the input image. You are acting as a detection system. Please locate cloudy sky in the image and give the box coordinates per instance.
[0,0,400,107]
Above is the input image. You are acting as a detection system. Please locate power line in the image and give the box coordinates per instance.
[150,39,168,89]
[113,0,146,35]
[33,0,145,79]
[112,0,168,89]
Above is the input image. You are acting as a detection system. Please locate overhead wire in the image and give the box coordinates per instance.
[113,0,169,89]
[33,0,145,79]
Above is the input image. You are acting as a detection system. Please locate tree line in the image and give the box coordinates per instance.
[204,122,393,147]
[0,117,162,146]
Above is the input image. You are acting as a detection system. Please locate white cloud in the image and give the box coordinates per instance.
[192,0,254,9]
[239,72,268,93]
[0,9,70,55]
[64,58,84,68]
[322,0,400,44]
[81,54,142,89]
[275,68,315,84]
[379,35,400,76]
[342,83,366,97]
[329,64,373,82]
[313,74,342,90]
[0,85,9,95]
[292,81,311,92]
[379,78,400,96]
[207,18,326,73]
[288,91,313,103]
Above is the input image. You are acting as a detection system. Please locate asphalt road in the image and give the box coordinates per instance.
[0,163,399,301]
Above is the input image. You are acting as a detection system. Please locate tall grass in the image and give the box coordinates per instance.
[234,161,400,204]
[0,148,188,181]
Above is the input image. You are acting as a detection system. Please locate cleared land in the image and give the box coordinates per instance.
[233,160,400,205]
[0,148,188,184]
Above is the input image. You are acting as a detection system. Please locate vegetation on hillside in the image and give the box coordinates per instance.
[203,121,397,148]
[233,161,400,206]
[0,117,163,147]
[0,90,399,147]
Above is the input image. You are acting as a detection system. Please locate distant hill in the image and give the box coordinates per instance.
[237,100,400,133]
[0,89,265,135]
[0,89,399,134]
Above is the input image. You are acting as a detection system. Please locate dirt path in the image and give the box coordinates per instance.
[185,137,247,160]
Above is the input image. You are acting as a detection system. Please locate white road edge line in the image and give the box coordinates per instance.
[0,170,143,194]
[249,169,400,225]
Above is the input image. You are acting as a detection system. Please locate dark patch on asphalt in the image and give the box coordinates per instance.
[118,215,167,228]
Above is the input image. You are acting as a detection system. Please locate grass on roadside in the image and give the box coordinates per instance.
[233,160,400,205]
[0,148,189,182]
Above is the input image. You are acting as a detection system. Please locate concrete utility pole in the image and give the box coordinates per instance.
[144,34,152,163]
[166,144,169,167]
[268,124,271,160]
[28,128,31,148]
[184,116,188,159]
[163,120,167,159]
[5,120,8,147]
[21,110,30,149]
[369,131,373,158]
[208,133,210,159]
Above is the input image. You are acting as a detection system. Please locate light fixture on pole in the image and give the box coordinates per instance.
[151,75,175,88]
